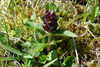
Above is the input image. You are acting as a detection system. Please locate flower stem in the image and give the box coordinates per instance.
[48,36,51,45]
[47,35,51,52]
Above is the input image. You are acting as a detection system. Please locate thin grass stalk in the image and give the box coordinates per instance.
[7,0,11,12]
[84,24,100,45]
[4,18,10,45]
[33,0,39,42]
[34,0,39,11]
[14,0,19,28]
[63,0,74,20]
[72,37,79,65]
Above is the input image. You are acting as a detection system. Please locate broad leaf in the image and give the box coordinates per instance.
[63,56,75,67]
[45,3,49,11]
[55,29,78,37]
[34,51,40,57]
[23,18,29,25]
[56,6,62,12]
[45,3,57,11]
[28,22,44,31]
[39,55,47,64]
[29,43,44,55]
[63,63,77,67]
[1,45,22,55]
[33,43,45,51]
[71,63,77,67]
[31,12,36,20]
[50,3,57,11]
[29,43,48,58]
[47,50,58,65]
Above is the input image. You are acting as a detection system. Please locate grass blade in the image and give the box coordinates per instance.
[4,18,10,45]
[1,45,22,56]
[0,57,13,61]
[91,7,95,23]
[66,13,90,28]
[63,0,74,20]
[43,58,58,67]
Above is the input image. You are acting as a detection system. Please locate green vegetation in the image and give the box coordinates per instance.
[0,0,100,67]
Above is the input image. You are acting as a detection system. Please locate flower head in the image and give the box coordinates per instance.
[43,10,58,33]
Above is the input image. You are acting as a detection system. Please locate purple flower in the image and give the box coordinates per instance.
[43,10,58,33]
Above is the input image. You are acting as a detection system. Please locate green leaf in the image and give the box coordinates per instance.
[63,56,75,67]
[62,63,77,67]
[1,45,22,55]
[29,43,44,55]
[33,43,45,51]
[43,58,58,67]
[34,51,40,57]
[95,0,99,7]
[39,55,47,64]
[23,55,33,58]
[22,42,31,47]
[30,43,48,58]
[45,3,49,11]
[28,22,44,31]
[23,18,29,25]
[49,41,56,45]
[97,11,100,15]
[15,0,19,3]
[83,14,88,23]
[61,10,66,16]
[67,39,74,51]
[0,32,5,37]
[55,29,78,37]
[9,62,14,66]
[50,40,63,45]
[91,7,95,23]
[71,63,77,67]
[0,57,13,61]
[33,43,48,53]
[31,12,36,20]
[63,0,74,20]
[10,30,16,37]
[56,6,62,12]
[0,32,7,44]
[50,3,57,11]
[45,3,57,11]
[95,6,99,17]
[83,4,89,23]
[47,50,58,65]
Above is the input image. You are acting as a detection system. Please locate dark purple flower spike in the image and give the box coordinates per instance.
[43,10,58,33]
